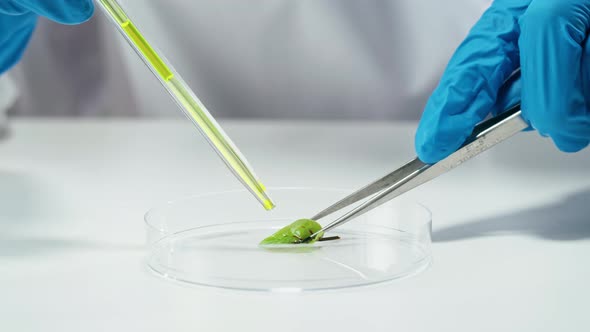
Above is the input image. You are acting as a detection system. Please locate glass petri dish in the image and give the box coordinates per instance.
[145,188,432,292]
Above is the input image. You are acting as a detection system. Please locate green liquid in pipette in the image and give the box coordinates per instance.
[98,0,274,210]
[166,78,275,210]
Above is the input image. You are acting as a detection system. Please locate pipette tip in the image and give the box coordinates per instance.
[263,199,276,211]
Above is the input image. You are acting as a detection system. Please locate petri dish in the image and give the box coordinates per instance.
[145,188,432,292]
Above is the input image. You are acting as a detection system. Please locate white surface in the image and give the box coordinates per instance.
[1,119,589,331]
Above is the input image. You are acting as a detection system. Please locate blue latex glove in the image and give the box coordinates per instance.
[0,0,94,74]
[415,0,590,164]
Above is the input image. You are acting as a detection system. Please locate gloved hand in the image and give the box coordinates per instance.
[0,0,94,74]
[415,0,590,164]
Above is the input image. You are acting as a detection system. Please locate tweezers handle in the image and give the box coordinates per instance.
[314,104,528,235]
[451,103,527,167]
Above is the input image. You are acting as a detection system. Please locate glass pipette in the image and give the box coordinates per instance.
[96,0,275,210]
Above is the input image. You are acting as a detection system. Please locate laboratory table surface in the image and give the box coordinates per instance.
[1,118,589,332]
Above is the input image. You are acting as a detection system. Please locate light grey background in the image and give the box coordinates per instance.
[4,0,488,119]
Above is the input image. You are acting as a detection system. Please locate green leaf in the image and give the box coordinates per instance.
[260,219,323,245]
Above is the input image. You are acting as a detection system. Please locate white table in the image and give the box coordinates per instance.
[1,119,589,332]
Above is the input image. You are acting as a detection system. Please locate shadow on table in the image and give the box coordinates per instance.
[0,171,143,256]
[0,170,64,224]
[434,188,590,242]
[0,235,143,257]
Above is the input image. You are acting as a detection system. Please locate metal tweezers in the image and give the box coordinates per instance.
[308,104,528,240]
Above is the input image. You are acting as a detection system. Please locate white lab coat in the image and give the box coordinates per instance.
[2,0,489,121]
